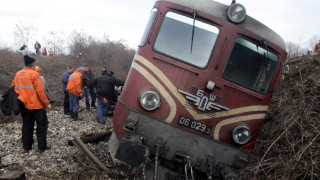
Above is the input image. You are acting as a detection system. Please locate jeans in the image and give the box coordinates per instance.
[69,93,79,113]
[84,87,96,110]
[97,97,111,124]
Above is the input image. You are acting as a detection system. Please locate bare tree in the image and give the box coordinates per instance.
[67,30,135,79]
[13,21,37,49]
[68,29,90,55]
[309,35,320,52]
[286,40,308,58]
[47,31,66,55]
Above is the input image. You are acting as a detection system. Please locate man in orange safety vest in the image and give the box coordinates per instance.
[66,67,85,120]
[11,55,52,153]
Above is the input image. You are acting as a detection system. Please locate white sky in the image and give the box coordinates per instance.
[0,0,319,50]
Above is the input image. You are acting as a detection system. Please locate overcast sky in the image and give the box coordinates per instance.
[0,0,319,50]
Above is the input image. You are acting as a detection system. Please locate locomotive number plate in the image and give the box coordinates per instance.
[178,116,212,135]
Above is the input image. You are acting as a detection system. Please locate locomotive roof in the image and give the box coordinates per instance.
[159,0,286,51]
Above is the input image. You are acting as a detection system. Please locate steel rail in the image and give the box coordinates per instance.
[72,135,119,179]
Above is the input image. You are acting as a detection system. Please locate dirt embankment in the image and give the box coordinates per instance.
[0,50,78,106]
[239,54,320,179]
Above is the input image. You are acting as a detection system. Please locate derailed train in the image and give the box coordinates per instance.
[109,0,287,179]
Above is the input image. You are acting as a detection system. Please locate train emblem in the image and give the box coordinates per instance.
[178,88,230,112]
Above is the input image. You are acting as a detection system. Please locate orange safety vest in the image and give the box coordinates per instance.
[42,48,46,53]
[66,71,82,96]
[49,50,53,55]
[11,67,49,109]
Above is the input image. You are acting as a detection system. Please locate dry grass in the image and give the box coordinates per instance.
[239,55,320,179]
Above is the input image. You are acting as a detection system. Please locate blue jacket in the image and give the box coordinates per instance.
[62,70,71,92]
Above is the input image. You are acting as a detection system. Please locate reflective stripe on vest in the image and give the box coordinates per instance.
[69,75,76,80]
[15,85,35,89]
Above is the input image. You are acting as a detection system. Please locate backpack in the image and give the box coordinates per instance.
[1,88,20,116]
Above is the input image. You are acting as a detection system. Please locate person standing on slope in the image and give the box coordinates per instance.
[11,55,52,153]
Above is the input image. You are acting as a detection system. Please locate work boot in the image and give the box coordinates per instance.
[38,145,52,153]
[23,149,31,153]
[73,113,83,121]
[107,112,113,117]
[70,112,75,119]
[64,111,71,115]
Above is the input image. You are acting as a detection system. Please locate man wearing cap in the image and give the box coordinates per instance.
[66,67,85,120]
[11,55,52,153]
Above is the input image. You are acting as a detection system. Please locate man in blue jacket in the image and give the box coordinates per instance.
[62,66,74,115]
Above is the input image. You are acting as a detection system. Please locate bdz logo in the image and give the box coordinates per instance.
[178,89,229,112]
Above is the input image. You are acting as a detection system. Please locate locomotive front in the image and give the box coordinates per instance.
[110,0,287,179]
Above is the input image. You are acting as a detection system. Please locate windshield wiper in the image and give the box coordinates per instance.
[190,12,197,54]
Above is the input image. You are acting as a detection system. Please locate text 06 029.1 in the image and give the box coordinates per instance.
[178,116,211,135]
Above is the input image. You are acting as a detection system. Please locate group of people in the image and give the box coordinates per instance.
[20,41,54,56]
[41,47,53,56]
[11,55,123,154]
[62,65,124,124]
[35,41,54,56]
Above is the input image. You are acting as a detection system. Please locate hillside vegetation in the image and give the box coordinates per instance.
[0,39,135,106]
[240,54,320,179]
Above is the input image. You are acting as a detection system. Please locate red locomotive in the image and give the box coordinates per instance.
[110,0,287,179]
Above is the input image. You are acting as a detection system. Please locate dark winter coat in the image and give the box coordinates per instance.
[34,42,41,49]
[1,87,20,116]
[93,73,124,101]
[82,70,95,88]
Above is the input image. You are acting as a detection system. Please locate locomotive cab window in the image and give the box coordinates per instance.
[224,38,279,94]
[139,8,158,47]
[154,11,219,68]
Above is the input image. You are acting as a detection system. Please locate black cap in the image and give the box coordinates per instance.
[24,55,35,65]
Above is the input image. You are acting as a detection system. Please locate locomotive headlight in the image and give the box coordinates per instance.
[140,91,161,111]
[232,126,251,144]
[226,3,246,24]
